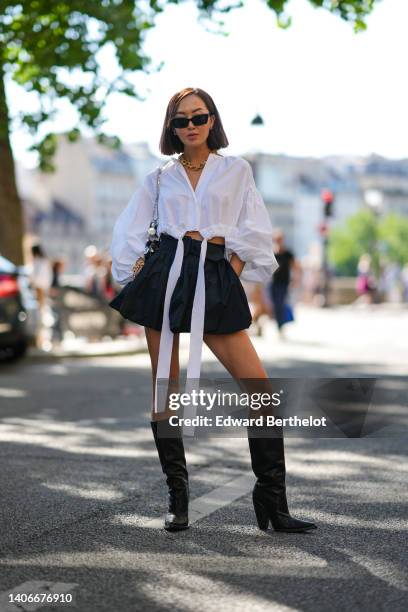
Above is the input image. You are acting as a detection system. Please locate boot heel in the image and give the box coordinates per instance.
[253,499,270,530]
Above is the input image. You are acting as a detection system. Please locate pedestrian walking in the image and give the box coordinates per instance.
[29,244,52,348]
[269,230,299,339]
[83,245,105,299]
[109,87,316,534]
[356,253,377,304]
[49,258,65,345]
[244,281,273,337]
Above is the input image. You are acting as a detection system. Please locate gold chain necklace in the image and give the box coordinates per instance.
[178,149,218,171]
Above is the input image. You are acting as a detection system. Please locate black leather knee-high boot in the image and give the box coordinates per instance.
[151,420,189,531]
[248,426,317,533]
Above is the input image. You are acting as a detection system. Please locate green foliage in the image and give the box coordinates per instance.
[265,0,379,31]
[1,0,158,169]
[0,0,381,169]
[378,213,408,266]
[328,209,408,276]
[328,209,377,275]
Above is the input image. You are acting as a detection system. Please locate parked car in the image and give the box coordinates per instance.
[0,254,40,360]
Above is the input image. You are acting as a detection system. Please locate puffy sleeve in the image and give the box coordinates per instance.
[109,170,156,286]
[225,161,279,283]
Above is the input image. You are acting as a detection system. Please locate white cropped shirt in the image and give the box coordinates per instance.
[109,152,279,413]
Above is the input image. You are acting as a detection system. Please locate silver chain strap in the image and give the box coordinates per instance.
[153,166,162,223]
[145,166,162,252]
[132,166,163,278]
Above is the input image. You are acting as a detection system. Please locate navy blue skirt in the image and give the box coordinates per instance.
[109,234,252,334]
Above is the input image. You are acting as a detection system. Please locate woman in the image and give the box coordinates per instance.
[269,229,300,339]
[29,244,52,348]
[109,87,316,534]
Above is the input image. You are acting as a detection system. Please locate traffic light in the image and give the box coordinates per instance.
[321,189,334,217]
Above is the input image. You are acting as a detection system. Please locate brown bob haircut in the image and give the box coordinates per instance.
[159,87,229,155]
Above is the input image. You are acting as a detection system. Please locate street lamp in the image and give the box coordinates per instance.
[249,113,265,182]
[251,113,264,126]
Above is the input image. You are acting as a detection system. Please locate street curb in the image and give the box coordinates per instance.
[26,342,148,361]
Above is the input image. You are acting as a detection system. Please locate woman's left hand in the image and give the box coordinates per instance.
[230,253,245,277]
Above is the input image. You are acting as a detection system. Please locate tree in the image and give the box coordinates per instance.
[328,209,378,276]
[328,210,408,277]
[378,213,408,267]
[0,0,381,264]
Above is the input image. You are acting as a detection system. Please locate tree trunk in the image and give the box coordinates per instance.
[0,62,25,266]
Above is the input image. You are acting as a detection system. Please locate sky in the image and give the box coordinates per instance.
[8,0,408,167]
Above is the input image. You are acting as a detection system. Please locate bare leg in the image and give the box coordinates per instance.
[203,329,276,405]
[144,327,180,421]
[144,327,189,531]
[203,329,317,533]
[203,329,268,378]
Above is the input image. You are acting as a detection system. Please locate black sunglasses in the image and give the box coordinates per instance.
[171,113,212,129]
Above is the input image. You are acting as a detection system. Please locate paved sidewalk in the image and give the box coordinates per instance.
[26,302,408,365]
[27,336,147,360]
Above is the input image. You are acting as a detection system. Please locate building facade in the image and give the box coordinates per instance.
[17,136,161,274]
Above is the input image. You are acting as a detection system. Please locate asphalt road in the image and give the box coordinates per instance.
[0,305,407,612]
